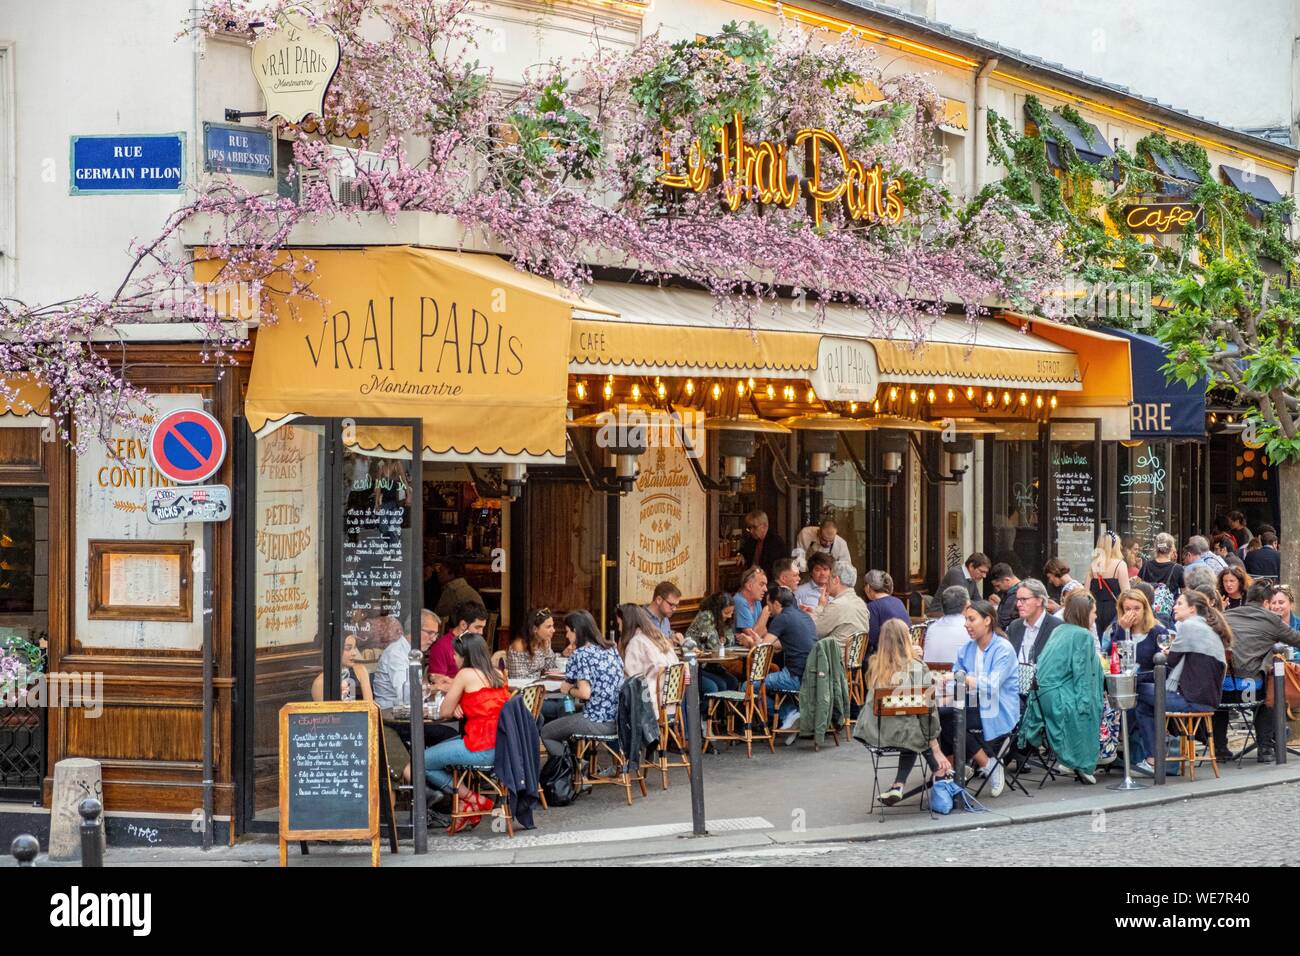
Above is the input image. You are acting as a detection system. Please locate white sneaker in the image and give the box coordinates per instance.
[987,760,1005,798]
[779,710,800,731]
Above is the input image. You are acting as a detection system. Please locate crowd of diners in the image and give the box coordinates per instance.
[314,510,1300,825]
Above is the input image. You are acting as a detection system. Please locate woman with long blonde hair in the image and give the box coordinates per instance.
[854,619,951,806]
[1089,531,1130,637]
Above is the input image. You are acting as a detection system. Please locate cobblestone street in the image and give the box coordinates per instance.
[611,781,1300,867]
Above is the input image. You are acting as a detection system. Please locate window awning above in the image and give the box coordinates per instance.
[571,283,1083,392]
[1221,165,1287,219]
[1027,107,1115,170]
[0,376,52,427]
[1098,326,1206,439]
[236,246,582,464]
[1151,151,1203,196]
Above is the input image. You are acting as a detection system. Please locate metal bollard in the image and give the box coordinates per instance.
[78,798,103,868]
[10,835,38,867]
[953,670,967,785]
[408,650,428,855]
[1273,644,1288,766]
[683,640,707,836]
[1152,653,1166,785]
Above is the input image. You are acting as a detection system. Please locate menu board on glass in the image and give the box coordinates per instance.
[1052,442,1097,582]
[1119,445,1168,559]
[341,452,411,652]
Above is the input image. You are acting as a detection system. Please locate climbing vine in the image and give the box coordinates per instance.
[982,92,1300,465]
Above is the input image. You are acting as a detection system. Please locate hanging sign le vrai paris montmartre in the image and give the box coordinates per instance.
[658,112,906,229]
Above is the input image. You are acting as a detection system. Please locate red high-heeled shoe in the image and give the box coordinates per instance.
[446,791,484,835]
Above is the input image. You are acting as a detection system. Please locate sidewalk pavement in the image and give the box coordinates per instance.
[43,733,1300,867]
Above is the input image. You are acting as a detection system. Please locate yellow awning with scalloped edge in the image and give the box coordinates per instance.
[223,246,581,462]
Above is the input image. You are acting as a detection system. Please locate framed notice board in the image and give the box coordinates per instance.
[278,701,380,866]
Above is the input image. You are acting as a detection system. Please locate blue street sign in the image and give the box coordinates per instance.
[70,133,186,194]
[202,123,275,177]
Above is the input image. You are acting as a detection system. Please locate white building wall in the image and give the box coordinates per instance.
[1,0,199,306]
[930,0,1296,134]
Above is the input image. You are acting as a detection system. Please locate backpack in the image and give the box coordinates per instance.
[1150,581,1176,622]
[1142,560,1176,623]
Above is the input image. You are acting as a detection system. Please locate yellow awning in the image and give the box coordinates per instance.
[1000,312,1133,406]
[0,375,52,425]
[234,246,577,463]
[572,283,1082,391]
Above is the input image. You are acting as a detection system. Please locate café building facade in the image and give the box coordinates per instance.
[0,0,1294,841]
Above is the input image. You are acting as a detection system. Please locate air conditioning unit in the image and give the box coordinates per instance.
[296,145,397,208]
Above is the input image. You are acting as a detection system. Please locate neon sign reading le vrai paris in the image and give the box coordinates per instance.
[658,113,906,229]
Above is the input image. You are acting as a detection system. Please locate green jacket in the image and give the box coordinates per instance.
[797,637,850,745]
[1017,623,1103,773]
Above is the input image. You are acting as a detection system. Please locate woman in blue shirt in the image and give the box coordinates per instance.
[540,610,626,757]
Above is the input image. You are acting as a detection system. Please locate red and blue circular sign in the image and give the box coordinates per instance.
[148,409,227,484]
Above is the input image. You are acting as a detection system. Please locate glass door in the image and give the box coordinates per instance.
[239,418,421,830]
[245,422,328,824]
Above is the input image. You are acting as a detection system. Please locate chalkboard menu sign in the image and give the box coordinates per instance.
[1052,442,1097,583]
[1119,445,1168,558]
[341,456,411,650]
[278,701,379,866]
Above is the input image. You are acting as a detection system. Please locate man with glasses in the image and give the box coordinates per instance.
[1005,579,1061,666]
[646,581,683,642]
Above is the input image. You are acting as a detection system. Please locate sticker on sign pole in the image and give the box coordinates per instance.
[148,409,227,485]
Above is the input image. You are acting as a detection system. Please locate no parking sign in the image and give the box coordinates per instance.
[148,409,227,485]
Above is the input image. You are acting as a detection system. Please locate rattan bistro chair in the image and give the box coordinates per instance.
[447,762,514,836]
[705,642,775,758]
[653,662,691,790]
[844,632,869,713]
[573,731,648,805]
[517,682,550,810]
[1165,711,1220,780]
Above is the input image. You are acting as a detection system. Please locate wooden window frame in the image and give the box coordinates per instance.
[86,538,193,622]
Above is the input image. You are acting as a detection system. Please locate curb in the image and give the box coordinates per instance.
[487,763,1300,865]
[68,763,1300,867]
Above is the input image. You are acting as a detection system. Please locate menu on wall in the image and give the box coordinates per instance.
[74,394,204,650]
[1119,445,1168,559]
[254,425,323,649]
[105,552,182,608]
[341,452,411,651]
[1053,442,1097,581]
[620,417,708,601]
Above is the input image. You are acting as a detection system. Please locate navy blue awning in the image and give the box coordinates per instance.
[1029,106,1115,171]
[1221,164,1288,221]
[1151,151,1202,197]
[1099,326,1207,439]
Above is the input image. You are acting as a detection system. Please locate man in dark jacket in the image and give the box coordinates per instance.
[990,563,1022,632]
[739,510,788,582]
[1225,581,1300,761]
[940,553,990,602]
[1005,578,1061,665]
[1243,531,1281,579]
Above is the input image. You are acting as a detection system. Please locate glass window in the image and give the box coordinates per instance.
[990,439,1041,579]
[1117,442,1170,561]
